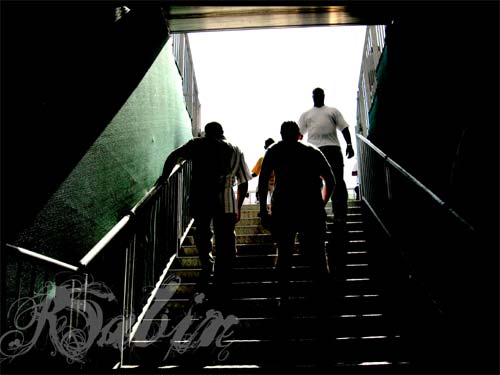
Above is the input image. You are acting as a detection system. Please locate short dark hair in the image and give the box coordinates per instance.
[264,138,275,149]
[204,122,224,138]
[280,121,300,141]
[312,87,324,96]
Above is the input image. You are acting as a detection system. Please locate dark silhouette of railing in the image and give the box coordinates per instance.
[1,160,192,371]
[357,133,474,302]
[356,133,476,368]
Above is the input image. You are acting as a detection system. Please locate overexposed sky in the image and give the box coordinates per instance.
[188,25,366,189]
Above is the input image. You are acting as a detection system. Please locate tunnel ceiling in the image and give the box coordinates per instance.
[162,5,396,33]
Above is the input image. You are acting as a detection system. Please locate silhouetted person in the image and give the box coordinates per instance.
[252,137,275,205]
[258,121,335,314]
[157,122,252,310]
[251,138,275,178]
[299,87,354,279]
[298,87,354,225]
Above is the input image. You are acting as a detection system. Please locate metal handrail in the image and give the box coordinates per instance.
[356,132,478,323]
[357,134,474,232]
[130,163,182,215]
[5,243,79,272]
[79,215,132,267]
[78,162,185,268]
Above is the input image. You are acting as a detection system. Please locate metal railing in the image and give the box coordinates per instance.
[78,159,192,367]
[172,33,201,137]
[1,160,193,370]
[357,25,387,137]
[356,134,475,313]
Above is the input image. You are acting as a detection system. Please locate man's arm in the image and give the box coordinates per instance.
[321,171,335,206]
[251,157,263,178]
[234,150,253,223]
[341,128,355,159]
[298,112,308,137]
[156,144,189,185]
[319,152,336,205]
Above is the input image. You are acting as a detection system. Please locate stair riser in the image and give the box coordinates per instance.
[174,254,370,270]
[179,238,366,257]
[129,337,401,367]
[155,293,386,318]
[167,267,315,283]
[183,234,274,246]
[130,316,395,347]
[183,229,365,246]
[232,316,395,340]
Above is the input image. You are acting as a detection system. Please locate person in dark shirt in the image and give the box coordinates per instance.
[158,122,252,309]
[258,121,335,310]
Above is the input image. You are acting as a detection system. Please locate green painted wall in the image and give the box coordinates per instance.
[16,38,193,264]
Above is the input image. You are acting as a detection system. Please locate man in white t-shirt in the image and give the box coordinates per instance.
[298,87,354,224]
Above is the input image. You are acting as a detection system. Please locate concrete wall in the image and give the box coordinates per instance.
[2,3,193,263]
[15,39,193,263]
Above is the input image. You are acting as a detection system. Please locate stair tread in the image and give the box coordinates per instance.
[126,199,411,369]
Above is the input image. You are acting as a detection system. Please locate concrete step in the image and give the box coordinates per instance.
[167,265,312,283]
[128,334,405,369]
[234,225,272,235]
[242,199,361,210]
[236,217,262,226]
[161,289,386,316]
[180,235,366,256]
[179,243,277,257]
[231,314,396,340]
[174,253,297,269]
[147,297,390,326]
[327,212,363,222]
[163,270,380,297]
[174,252,370,271]
[163,280,315,299]
[131,313,397,346]
[239,201,363,219]
[182,233,274,246]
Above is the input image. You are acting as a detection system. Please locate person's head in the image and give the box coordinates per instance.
[264,138,275,149]
[312,87,325,107]
[280,121,301,142]
[204,122,224,139]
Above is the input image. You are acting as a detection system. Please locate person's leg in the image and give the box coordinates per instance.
[272,217,296,310]
[320,146,348,222]
[193,215,214,294]
[270,218,296,361]
[267,185,274,214]
[300,215,332,365]
[212,213,237,309]
[300,216,329,306]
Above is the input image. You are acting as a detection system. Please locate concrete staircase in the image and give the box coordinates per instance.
[125,199,410,372]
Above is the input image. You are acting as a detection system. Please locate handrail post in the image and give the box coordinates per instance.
[384,162,392,202]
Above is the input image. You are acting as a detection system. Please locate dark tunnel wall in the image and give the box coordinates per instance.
[367,3,499,233]
[1,2,193,263]
[364,3,499,370]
